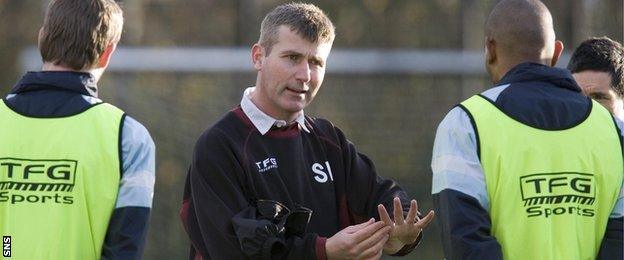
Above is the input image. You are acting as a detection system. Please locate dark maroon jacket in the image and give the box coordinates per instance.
[180,107,420,259]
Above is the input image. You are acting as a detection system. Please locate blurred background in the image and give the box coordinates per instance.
[0,0,622,259]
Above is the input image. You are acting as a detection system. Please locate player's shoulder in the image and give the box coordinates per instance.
[122,115,155,150]
[439,106,470,127]
[196,109,249,146]
[305,115,333,129]
[306,115,344,135]
[305,115,350,150]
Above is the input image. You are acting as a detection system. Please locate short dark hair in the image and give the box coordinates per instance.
[258,3,335,55]
[568,37,624,98]
[39,0,123,70]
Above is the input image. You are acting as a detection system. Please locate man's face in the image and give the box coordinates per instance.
[252,25,332,121]
[573,70,624,119]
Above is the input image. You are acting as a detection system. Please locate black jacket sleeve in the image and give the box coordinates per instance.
[101,207,150,260]
[597,217,623,260]
[433,189,503,260]
[180,129,322,260]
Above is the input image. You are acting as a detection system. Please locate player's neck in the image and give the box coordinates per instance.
[41,62,104,83]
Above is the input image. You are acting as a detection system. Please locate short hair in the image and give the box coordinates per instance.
[258,3,335,55]
[485,0,554,61]
[568,37,624,98]
[39,0,124,70]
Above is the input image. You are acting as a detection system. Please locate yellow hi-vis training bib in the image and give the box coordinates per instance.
[461,95,623,260]
[0,100,123,260]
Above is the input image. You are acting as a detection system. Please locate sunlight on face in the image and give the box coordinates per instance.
[253,25,333,121]
[573,70,624,119]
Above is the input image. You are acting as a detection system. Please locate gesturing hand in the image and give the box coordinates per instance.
[325,218,392,260]
[377,197,435,254]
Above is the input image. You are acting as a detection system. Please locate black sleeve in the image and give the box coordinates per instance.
[600,117,624,259]
[597,217,623,260]
[333,126,421,255]
[433,189,503,260]
[180,129,323,260]
[101,207,150,260]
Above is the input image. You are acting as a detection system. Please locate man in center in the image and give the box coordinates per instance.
[180,3,434,260]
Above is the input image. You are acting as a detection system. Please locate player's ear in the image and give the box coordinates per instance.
[97,43,117,69]
[252,44,264,71]
[550,40,564,67]
[485,37,497,66]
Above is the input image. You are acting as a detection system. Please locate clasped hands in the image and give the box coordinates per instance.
[325,197,435,260]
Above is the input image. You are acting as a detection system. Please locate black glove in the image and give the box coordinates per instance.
[232,199,313,259]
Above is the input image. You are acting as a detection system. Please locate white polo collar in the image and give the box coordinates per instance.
[240,87,310,135]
